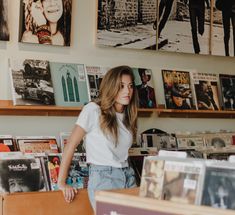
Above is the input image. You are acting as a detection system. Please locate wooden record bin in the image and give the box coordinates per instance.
[0,189,93,215]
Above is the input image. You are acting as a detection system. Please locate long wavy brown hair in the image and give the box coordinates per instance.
[97,65,138,146]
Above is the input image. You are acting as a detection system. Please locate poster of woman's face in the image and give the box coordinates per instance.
[19,0,72,46]
[0,0,10,41]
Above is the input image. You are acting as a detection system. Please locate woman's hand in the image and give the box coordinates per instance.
[31,1,47,26]
[59,183,78,203]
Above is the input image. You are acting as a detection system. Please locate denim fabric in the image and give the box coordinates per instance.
[87,164,136,211]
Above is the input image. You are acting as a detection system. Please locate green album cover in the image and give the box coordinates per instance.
[50,62,90,107]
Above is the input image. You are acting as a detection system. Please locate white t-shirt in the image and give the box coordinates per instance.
[76,102,133,168]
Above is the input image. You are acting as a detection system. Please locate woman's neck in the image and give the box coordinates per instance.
[114,103,124,113]
[49,22,58,35]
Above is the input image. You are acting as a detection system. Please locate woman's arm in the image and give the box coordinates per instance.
[58,125,86,203]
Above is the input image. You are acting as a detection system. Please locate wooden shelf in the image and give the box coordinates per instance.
[0,100,82,116]
[156,108,235,118]
[0,100,156,117]
[1,100,235,118]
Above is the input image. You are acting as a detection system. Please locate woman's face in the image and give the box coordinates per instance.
[114,74,134,112]
[42,0,63,23]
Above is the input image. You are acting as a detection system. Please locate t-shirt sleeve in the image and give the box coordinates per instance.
[75,103,98,132]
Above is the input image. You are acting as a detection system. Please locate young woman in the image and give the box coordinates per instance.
[58,65,138,210]
[21,0,72,46]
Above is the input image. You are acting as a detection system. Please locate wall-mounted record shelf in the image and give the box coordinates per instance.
[156,106,235,119]
[0,100,155,117]
[0,100,82,116]
[1,100,235,118]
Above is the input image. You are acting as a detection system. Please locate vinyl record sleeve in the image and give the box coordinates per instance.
[201,162,235,210]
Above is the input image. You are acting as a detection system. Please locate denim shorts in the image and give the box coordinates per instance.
[87,164,137,210]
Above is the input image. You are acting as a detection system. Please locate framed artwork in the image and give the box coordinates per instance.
[96,0,235,57]
[97,0,157,50]
[211,0,235,57]
[19,0,72,46]
[0,0,9,41]
[157,0,210,54]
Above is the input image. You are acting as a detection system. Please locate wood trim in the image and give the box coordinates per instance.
[0,100,156,117]
[2,100,235,118]
[156,108,235,118]
[96,189,235,215]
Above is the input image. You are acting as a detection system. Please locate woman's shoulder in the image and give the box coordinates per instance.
[83,102,100,112]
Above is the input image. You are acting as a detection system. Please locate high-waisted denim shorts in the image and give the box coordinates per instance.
[87,164,136,210]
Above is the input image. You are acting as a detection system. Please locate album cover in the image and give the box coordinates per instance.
[60,132,86,155]
[139,157,165,199]
[29,153,50,191]
[85,66,110,100]
[201,163,235,210]
[203,133,233,149]
[176,134,205,150]
[219,74,235,110]
[47,153,62,191]
[162,70,194,109]
[141,133,158,148]
[133,68,157,108]
[47,153,88,191]
[0,158,46,193]
[140,156,205,205]
[155,134,177,150]
[16,136,59,153]
[201,147,235,160]
[9,59,55,106]
[162,160,204,205]
[66,153,89,189]
[50,62,90,107]
[0,135,17,152]
[191,72,220,110]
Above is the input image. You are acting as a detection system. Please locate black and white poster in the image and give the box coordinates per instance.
[97,0,158,50]
[0,0,9,41]
[211,0,235,57]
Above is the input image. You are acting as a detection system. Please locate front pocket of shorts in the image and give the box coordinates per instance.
[89,169,112,190]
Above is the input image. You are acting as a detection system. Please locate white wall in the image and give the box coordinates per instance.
[1,0,235,141]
